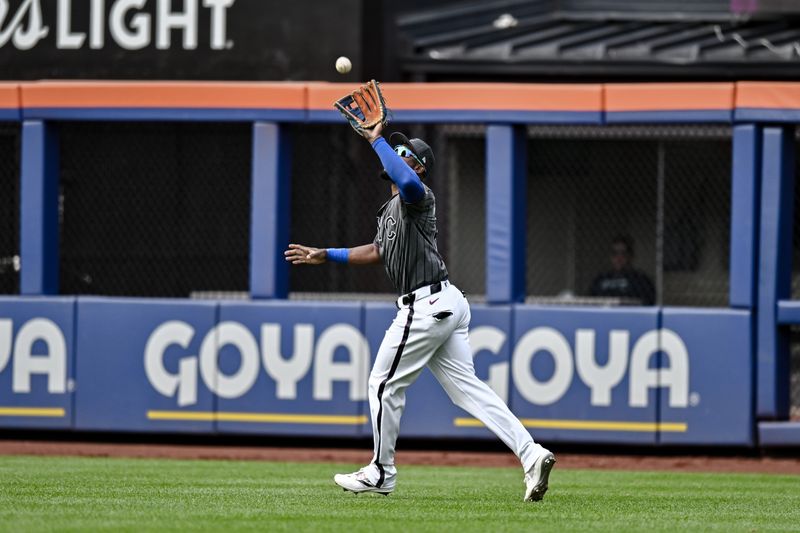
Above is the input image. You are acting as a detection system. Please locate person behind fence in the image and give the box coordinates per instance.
[283,120,555,502]
[589,235,655,305]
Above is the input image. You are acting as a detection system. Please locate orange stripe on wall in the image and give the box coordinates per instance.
[20,81,307,109]
[4,80,799,113]
[308,82,603,112]
[0,83,20,109]
[735,82,800,109]
[605,83,735,111]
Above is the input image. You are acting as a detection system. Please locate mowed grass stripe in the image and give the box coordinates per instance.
[0,455,799,532]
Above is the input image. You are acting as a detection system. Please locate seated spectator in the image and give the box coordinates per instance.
[589,235,655,305]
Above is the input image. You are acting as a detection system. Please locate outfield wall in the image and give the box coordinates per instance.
[0,297,752,446]
[1,81,799,447]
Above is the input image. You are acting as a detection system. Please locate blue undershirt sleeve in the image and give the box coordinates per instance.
[370,137,425,204]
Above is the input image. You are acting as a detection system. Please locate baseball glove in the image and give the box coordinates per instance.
[333,80,389,133]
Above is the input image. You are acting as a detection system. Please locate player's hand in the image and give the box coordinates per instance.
[361,121,384,143]
[284,244,326,265]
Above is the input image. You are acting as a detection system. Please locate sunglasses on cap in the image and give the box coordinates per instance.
[394,145,425,169]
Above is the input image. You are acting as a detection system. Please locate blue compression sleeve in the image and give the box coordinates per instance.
[371,137,425,203]
[326,248,349,263]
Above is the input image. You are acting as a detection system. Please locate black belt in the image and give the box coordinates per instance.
[399,279,447,307]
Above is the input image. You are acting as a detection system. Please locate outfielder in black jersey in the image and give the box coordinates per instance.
[284,121,555,501]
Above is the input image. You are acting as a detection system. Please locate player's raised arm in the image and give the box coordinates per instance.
[362,123,425,204]
[284,243,381,265]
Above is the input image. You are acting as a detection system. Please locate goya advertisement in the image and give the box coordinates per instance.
[0,297,753,445]
[0,297,75,428]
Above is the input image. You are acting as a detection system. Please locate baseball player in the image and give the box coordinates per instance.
[284,121,555,501]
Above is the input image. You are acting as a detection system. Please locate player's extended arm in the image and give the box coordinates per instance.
[362,123,424,203]
[284,243,381,265]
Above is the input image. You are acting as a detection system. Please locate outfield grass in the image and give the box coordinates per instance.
[1,455,799,532]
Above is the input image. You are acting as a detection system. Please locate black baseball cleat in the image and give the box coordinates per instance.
[523,450,556,502]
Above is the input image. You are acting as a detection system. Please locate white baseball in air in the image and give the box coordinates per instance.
[335,56,352,74]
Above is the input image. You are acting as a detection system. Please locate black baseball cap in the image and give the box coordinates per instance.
[390,132,435,178]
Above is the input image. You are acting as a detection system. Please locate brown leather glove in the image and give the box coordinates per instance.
[333,80,389,133]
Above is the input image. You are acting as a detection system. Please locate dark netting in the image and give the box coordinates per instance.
[0,123,19,295]
[526,125,731,307]
[662,133,732,307]
[288,124,391,295]
[59,122,251,297]
[792,128,800,299]
[438,125,486,297]
[288,124,485,297]
[792,129,800,421]
[790,325,800,421]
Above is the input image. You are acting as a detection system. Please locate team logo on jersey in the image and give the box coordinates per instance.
[377,215,397,243]
[385,216,397,240]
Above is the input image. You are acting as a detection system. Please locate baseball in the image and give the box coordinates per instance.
[335,56,352,74]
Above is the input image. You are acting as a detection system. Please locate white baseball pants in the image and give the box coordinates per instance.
[368,281,540,486]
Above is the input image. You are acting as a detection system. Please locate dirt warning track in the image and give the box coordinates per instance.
[0,440,799,475]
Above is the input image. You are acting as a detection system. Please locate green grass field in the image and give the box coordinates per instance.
[1,455,799,532]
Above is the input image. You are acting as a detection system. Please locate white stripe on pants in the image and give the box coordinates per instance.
[368,283,540,480]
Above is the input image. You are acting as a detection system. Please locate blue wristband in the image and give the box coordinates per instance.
[326,248,349,263]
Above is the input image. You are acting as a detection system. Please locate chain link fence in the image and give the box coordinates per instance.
[790,326,800,420]
[0,123,20,295]
[288,123,486,298]
[289,123,731,306]
[59,122,251,297]
[525,125,731,307]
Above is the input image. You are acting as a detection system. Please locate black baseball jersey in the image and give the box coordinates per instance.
[589,268,655,305]
[374,185,448,295]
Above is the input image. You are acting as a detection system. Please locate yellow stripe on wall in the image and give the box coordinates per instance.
[147,410,368,425]
[454,417,687,433]
[0,407,66,417]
